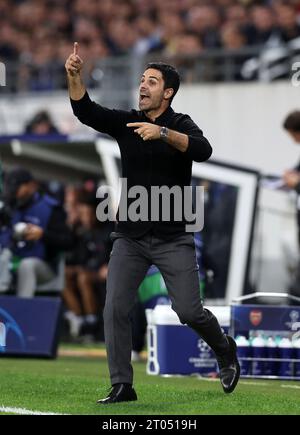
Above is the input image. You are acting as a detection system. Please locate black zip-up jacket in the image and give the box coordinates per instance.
[71,92,212,238]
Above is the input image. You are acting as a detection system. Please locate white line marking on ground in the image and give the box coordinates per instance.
[281,385,300,390]
[195,377,219,382]
[197,378,300,389]
[0,406,67,415]
[197,377,268,386]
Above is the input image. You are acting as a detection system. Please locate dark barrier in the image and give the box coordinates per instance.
[0,296,61,358]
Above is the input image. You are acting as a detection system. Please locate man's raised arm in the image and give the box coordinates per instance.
[65,42,86,101]
[65,42,128,136]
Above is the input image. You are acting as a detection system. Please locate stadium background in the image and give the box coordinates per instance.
[0,0,300,415]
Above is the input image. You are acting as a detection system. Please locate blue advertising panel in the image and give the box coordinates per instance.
[0,296,61,358]
[230,304,300,379]
[231,304,300,335]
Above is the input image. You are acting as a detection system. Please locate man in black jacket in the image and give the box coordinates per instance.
[66,42,240,403]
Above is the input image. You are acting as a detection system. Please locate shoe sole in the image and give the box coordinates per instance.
[223,336,241,394]
[97,397,137,405]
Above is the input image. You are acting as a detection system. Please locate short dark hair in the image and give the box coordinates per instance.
[145,62,180,104]
[283,111,300,132]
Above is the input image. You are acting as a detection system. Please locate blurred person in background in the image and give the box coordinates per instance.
[186,5,221,49]
[0,174,12,292]
[132,15,163,55]
[63,190,113,342]
[282,111,300,298]
[24,110,60,135]
[220,23,250,80]
[221,23,247,50]
[276,3,300,42]
[2,168,72,298]
[157,11,186,54]
[248,5,279,46]
[64,184,82,229]
[2,0,300,92]
[166,32,204,82]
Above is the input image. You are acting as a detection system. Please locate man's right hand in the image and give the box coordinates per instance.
[283,170,300,189]
[65,42,83,77]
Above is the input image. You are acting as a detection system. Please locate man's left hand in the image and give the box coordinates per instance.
[127,122,161,141]
[24,224,44,241]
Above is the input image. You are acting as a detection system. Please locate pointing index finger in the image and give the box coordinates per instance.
[126,122,144,127]
[74,42,79,56]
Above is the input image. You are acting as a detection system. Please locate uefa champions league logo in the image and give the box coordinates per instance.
[285,310,299,328]
[0,308,26,352]
[290,311,299,323]
[285,310,300,340]
[197,339,211,358]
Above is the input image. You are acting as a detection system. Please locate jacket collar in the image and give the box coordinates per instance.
[141,106,174,124]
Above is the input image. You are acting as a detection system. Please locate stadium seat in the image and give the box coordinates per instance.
[36,256,65,296]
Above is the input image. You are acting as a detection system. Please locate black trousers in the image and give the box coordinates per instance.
[104,232,229,385]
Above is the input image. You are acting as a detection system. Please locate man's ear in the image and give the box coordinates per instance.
[164,88,174,101]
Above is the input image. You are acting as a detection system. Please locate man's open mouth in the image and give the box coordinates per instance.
[140,94,150,101]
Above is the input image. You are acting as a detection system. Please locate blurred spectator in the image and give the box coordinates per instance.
[187,5,221,49]
[132,15,163,55]
[225,4,250,28]
[221,23,247,49]
[107,19,138,55]
[64,184,83,228]
[0,192,13,292]
[1,0,300,89]
[25,110,59,135]
[219,23,251,80]
[2,168,73,298]
[248,5,279,46]
[63,191,113,342]
[276,3,300,42]
[169,33,204,82]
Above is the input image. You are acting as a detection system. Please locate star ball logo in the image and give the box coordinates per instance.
[0,308,26,351]
[197,339,211,357]
[292,62,300,87]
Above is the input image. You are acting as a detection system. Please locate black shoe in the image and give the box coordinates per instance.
[216,335,240,394]
[97,383,137,404]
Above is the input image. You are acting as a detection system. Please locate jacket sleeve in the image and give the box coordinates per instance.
[295,182,300,194]
[43,207,73,251]
[176,114,213,162]
[70,91,128,138]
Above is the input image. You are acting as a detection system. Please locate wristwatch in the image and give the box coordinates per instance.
[160,126,169,140]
